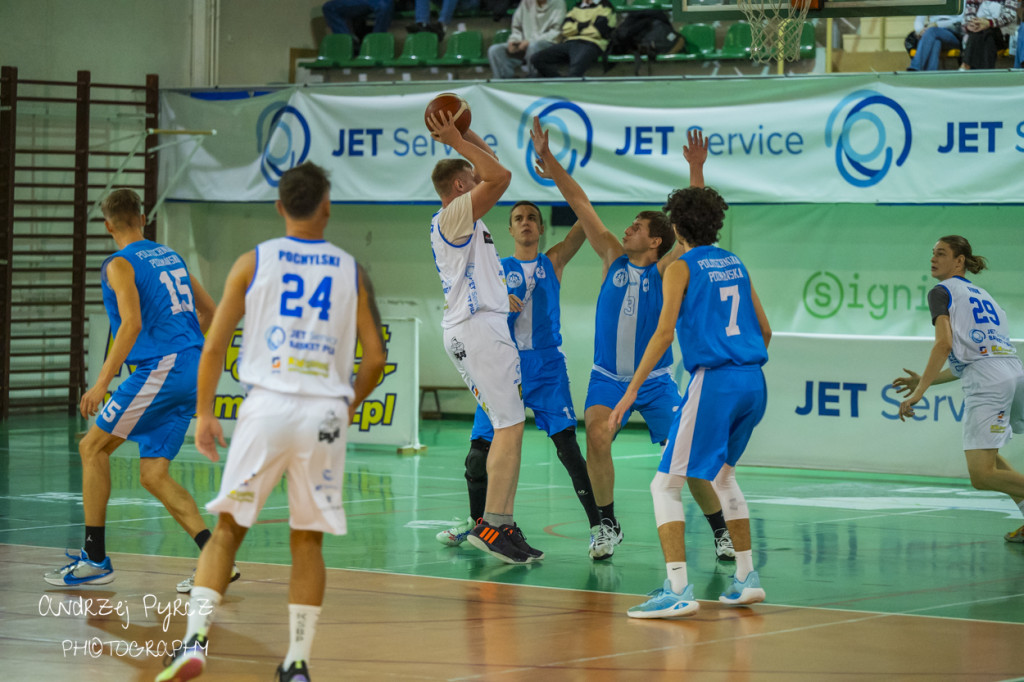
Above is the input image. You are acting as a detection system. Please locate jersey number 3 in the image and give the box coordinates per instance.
[281,274,333,320]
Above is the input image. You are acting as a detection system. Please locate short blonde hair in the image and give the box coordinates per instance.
[101,189,143,225]
[431,159,472,199]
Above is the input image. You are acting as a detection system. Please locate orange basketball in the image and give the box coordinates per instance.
[425,93,471,134]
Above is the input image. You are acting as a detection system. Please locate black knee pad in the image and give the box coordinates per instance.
[464,442,489,483]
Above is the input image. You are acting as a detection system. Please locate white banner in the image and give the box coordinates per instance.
[740,332,1024,477]
[87,315,423,451]
[160,74,1024,205]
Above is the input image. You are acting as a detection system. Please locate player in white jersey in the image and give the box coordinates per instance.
[530,118,738,562]
[157,163,386,682]
[893,235,1024,544]
[426,110,541,565]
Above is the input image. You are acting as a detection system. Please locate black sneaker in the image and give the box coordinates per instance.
[714,529,736,561]
[406,22,425,33]
[276,660,311,681]
[506,524,544,560]
[423,21,446,40]
[466,521,531,564]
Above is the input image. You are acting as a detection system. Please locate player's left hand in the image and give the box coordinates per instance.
[683,128,708,166]
[508,293,523,312]
[79,385,107,419]
[195,415,225,462]
[892,368,920,396]
[427,111,462,147]
[898,395,921,422]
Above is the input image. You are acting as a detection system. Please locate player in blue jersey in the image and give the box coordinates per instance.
[44,189,229,590]
[608,179,772,618]
[892,236,1024,544]
[434,202,606,551]
[531,119,737,562]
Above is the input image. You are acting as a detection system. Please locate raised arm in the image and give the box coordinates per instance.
[428,112,511,221]
[684,127,708,190]
[896,315,955,422]
[545,221,586,281]
[194,250,254,462]
[530,116,623,273]
[607,259,690,429]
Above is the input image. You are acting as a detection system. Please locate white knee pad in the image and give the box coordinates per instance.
[712,465,749,521]
[650,472,686,527]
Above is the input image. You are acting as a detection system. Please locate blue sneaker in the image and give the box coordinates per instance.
[43,549,114,586]
[435,516,475,547]
[719,570,766,605]
[626,580,699,619]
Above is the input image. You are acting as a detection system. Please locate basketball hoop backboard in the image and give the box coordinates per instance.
[676,0,962,23]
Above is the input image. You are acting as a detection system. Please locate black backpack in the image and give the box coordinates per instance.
[605,10,682,74]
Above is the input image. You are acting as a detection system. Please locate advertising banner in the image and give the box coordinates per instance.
[87,315,422,451]
[160,74,1024,205]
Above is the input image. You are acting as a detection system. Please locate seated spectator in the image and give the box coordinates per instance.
[1014,5,1023,68]
[530,0,618,77]
[408,0,481,40]
[488,0,567,78]
[907,13,965,70]
[323,0,395,39]
[961,0,1018,70]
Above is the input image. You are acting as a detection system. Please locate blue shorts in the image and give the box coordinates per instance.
[96,347,200,460]
[660,365,767,480]
[471,347,576,441]
[585,369,681,444]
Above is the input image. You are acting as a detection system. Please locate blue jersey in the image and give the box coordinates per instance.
[594,254,672,380]
[101,240,204,364]
[504,253,561,351]
[676,245,767,372]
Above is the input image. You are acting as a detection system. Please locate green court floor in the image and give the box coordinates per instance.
[2,415,1022,624]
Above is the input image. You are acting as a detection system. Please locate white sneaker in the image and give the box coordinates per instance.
[44,549,115,586]
[435,516,475,547]
[176,564,241,594]
[714,529,736,561]
[588,519,621,560]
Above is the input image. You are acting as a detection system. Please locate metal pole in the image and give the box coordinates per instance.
[144,74,159,241]
[69,70,91,415]
[0,66,18,421]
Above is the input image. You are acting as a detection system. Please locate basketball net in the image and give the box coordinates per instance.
[736,0,815,64]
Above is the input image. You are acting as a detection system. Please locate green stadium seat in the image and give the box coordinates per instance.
[716,21,752,60]
[679,23,715,58]
[491,28,511,48]
[428,30,486,66]
[799,22,816,59]
[387,32,438,67]
[299,34,355,70]
[349,33,396,67]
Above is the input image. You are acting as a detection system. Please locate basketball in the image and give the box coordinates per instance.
[425,93,471,135]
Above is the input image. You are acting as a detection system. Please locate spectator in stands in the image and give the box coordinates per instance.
[408,0,481,40]
[961,0,1019,69]
[322,0,395,41]
[530,0,618,78]
[1014,4,1024,68]
[907,13,965,70]
[488,0,567,78]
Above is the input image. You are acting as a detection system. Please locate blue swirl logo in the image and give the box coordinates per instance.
[256,102,311,187]
[825,90,911,188]
[517,98,593,186]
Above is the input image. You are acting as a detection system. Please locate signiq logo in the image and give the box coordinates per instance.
[825,90,911,188]
[517,98,593,186]
[256,103,311,187]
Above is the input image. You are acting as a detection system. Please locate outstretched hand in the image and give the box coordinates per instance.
[683,128,708,166]
[426,111,463,148]
[892,369,923,423]
[530,116,553,178]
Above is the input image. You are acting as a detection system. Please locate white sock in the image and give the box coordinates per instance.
[666,562,687,594]
[735,550,753,581]
[186,586,222,641]
[284,603,321,668]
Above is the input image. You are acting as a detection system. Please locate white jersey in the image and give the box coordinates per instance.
[429,192,509,329]
[238,236,359,399]
[937,276,1018,377]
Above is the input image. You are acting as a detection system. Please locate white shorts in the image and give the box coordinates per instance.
[206,389,349,535]
[443,313,525,429]
[960,357,1024,451]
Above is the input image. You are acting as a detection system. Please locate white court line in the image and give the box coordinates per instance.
[797,507,949,524]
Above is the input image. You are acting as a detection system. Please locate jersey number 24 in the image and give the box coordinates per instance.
[281,274,333,320]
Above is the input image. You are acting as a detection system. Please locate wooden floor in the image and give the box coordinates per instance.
[2,416,1023,680]
[4,544,1022,681]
